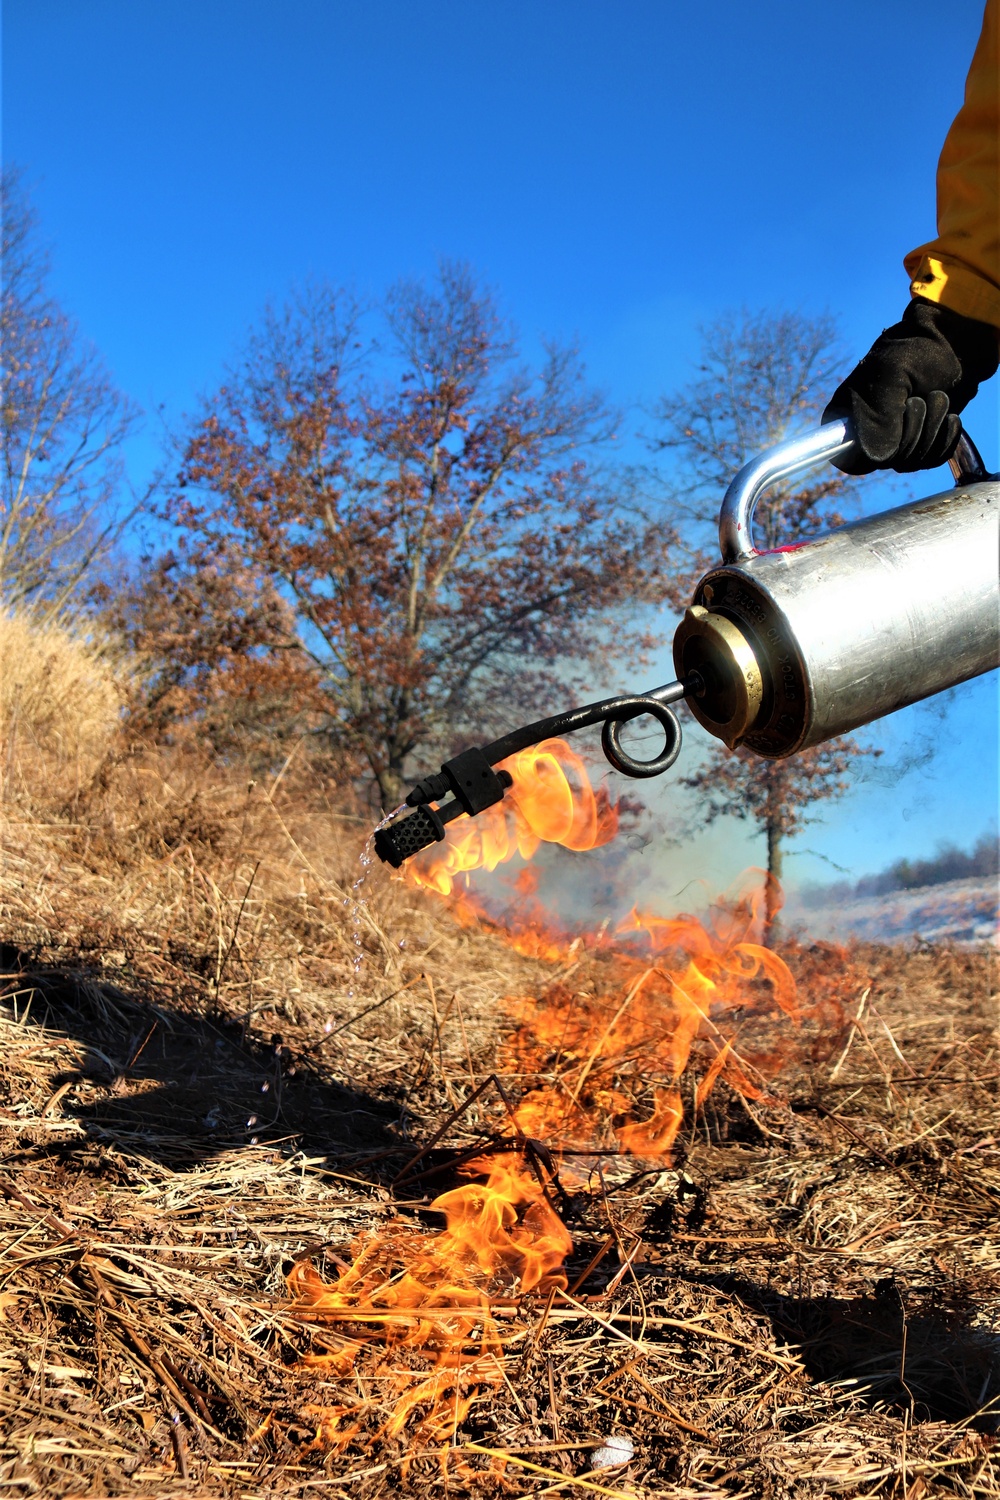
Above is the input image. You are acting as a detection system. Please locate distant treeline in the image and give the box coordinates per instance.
[800,832,999,908]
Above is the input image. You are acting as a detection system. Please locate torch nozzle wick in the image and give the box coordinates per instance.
[647,672,704,705]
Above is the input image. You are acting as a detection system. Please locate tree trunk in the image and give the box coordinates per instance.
[765,817,783,942]
[376,764,406,812]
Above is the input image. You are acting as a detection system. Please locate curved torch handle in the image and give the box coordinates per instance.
[718,419,988,564]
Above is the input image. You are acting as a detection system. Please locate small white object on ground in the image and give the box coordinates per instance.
[591,1434,635,1468]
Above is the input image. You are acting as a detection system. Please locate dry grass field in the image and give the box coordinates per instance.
[1,618,997,1499]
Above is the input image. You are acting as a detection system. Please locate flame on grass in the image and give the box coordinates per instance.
[403,737,618,899]
[286,742,613,1457]
[294,744,857,1455]
[286,1152,570,1454]
[445,865,583,963]
[288,876,823,1455]
[504,875,804,1159]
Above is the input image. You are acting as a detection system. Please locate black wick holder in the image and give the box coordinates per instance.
[373,675,701,869]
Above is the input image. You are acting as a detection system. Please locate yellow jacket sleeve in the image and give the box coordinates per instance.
[904,0,1000,331]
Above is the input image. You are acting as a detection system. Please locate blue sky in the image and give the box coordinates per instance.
[4,0,997,897]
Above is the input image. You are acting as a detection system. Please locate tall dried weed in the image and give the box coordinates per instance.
[0,609,132,813]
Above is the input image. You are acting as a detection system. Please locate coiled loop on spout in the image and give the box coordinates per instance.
[600,699,683,777]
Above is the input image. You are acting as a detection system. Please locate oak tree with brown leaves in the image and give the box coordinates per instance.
[134,267,673,805]
[651,309,877,933]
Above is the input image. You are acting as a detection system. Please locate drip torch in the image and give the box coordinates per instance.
[374,419,999,869]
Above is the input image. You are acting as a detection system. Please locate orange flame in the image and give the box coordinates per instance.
[503,876,804,1160]
[286,1153,570,1452]
[442,864,583,962]
[403,738,618,898]
[293,756,860,1458]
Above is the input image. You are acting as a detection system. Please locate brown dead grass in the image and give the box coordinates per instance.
[0,610,133,813]
[0,718,997,1497]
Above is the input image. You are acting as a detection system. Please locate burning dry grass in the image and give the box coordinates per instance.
[0,723,998,1496]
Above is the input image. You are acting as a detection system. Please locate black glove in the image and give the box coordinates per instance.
[823,298,998,475]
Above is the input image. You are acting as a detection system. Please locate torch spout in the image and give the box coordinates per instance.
[373,675,700,867]
[476,674,697,774]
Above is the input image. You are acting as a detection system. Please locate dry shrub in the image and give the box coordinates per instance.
[0,609,132,812]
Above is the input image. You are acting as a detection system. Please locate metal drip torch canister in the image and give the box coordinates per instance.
[373,417,997,870]
[673,419,1000,756]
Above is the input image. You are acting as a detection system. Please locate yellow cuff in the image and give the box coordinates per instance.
[903,251,1000,332]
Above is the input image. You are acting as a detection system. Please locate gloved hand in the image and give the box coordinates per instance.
[823,298,998,475]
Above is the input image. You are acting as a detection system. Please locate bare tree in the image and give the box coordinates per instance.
[651,309,876,934]
[1,168,138,618]
[679,742,868,935]
[652,308,853,572]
